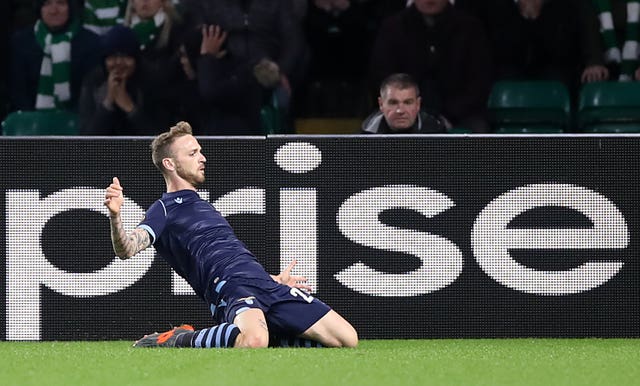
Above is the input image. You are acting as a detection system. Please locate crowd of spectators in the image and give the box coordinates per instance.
[2,0,639,135]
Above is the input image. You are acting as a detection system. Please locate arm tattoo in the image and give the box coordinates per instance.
[259,318,268,332]
[109,214,151,259]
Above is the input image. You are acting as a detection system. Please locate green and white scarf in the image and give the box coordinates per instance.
[592,0,640,81]
[130,10,166,50]
[34,19,78,110]
[83,0,127,36]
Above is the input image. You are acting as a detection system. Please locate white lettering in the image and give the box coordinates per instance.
[275,143,322,292]
[6,189,154,340]
[472,184,628,295]
[280,188,317,291]
[335,185,463,296]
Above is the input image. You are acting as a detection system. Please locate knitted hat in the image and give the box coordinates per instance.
[101,24,140,58]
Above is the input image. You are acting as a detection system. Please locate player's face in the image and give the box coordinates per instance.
[41,0,69,31]
[379,86,421,132]
[170,135,207,187]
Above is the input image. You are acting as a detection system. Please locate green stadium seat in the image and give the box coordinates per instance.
[447,127,473,134]
[488,81,570,133]
[578,81,640,133]
[494,125,564,134]
[260,91,294,135]
[582,124,640,133]
[2,110,79,135]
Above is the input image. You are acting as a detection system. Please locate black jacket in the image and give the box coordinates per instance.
[8,26,101,112]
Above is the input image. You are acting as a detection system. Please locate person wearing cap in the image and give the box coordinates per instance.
[8,0,101,112]
[361,73,449,134]
[78,24,155,135]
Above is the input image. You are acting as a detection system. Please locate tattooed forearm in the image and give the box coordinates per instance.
[109,214,150,259]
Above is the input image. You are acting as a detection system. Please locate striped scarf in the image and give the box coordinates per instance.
[592,0,640,81]
[130,10,166,50]
[34,19,78,110]
[83,0,127,35]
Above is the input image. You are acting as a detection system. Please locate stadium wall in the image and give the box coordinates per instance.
[1,135,639,340]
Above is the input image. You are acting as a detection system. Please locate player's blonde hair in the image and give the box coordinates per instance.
[151,121,193,173]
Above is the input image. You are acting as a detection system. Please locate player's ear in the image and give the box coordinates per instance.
[162,157,175,171]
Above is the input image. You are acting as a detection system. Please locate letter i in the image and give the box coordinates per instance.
[274,143,323,291]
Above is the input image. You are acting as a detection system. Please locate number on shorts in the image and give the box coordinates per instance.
[289,287,314,303]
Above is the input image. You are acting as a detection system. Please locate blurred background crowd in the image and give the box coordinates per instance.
[2,0,639,135]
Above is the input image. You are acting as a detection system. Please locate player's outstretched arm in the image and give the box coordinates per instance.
[104,177,151,259]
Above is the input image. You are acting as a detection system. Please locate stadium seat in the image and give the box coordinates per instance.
[260,91,295,135]
[294,118,360,134]
[494,125,564,134]
[577,81,640,133]
[582,124,640,133]
[2,110,79,135]
[488,81,570,133]
[447,127,473,134]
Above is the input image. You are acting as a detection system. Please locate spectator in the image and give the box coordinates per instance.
[8,0,101,112]
[2,1,10,122]
[369,0,492,133]
[83,0,127,36]
[10,0,39,30]
[477,0,605,102]
[586,0,640,82]
[124,0,187,130]
[78,25,155,135]
[177,24,264,135]
[181,0,307,133]
[301,0,380,118]
[362,73,448,134]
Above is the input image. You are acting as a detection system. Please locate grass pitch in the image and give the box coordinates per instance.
[1,339,639,386]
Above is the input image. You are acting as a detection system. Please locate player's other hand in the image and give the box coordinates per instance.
[273,259,313,292]
[104,177,124,216]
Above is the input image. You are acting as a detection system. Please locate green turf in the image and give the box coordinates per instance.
[1,339,639,386]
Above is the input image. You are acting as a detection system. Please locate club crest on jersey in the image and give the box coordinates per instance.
[174,197,183,204]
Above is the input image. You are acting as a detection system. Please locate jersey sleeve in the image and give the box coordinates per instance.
[137,199,167,244]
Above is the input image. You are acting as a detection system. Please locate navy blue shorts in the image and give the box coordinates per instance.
[210,277,331,336]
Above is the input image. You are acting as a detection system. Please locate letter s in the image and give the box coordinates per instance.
[335,185,462,296]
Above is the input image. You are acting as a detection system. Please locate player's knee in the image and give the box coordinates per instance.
[325,326,358,348]
[236,331,269,348]
[338,327,359,348]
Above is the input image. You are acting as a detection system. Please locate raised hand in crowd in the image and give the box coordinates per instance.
[199,24,227,58]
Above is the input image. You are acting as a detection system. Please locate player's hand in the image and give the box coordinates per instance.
[104,177,124,217]
[273,259,313,292]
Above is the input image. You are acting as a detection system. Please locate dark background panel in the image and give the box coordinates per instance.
[267,136,640,338]
[1,136,640,340]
